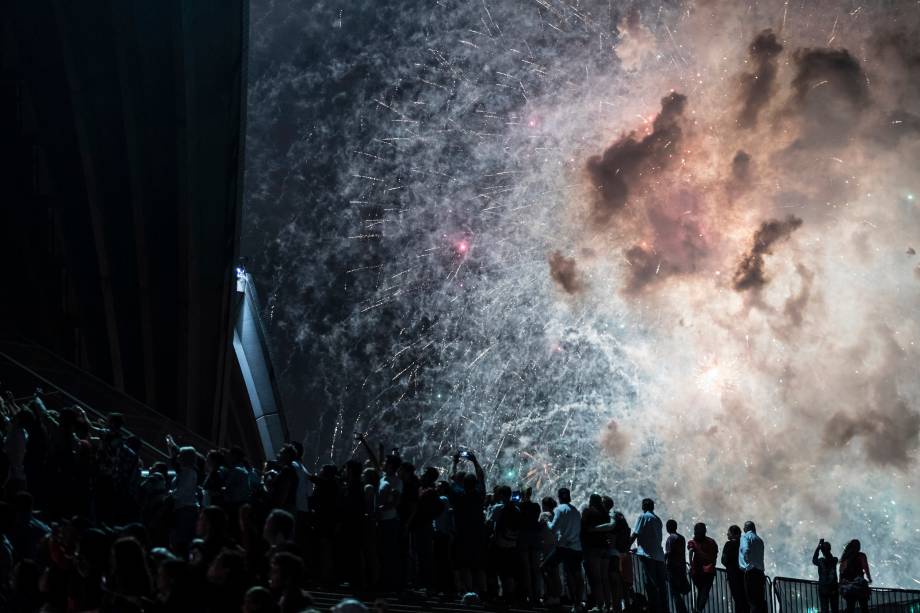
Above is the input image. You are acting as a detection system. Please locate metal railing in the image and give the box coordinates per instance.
[628,554,774,613]
[773,577,920,613]
[623,556,920,613]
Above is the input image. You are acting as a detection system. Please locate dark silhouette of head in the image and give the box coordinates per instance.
[820,541,833,556]
[462,472,479,493]
[542,497,557,513]
[384,452,402,475]
[277,445,297,465]
[588,493,603,509]
[421,466,439,487]
[642,498,655,512]
[727,525,742,540]
[496,485,512,503]
[743,521,756,534]
[287,440,304,461]
[558,488,572,504]
[841,539,862,562]
[666,519,678,534]
[694,522,707,538]
[602,495,614,512]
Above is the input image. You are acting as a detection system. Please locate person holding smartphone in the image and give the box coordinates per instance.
[813,539,840,613]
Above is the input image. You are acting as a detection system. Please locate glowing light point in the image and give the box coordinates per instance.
[456,240,469,255]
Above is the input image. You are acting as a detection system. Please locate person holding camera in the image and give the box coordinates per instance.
[813,539,840,613]
[450,448,487,596]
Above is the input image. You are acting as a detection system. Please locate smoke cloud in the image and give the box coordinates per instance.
[738,29,784,128]
[548,251,583,295]
[245,0,920,587]
[585,92,687,227]
[733,216,804,292]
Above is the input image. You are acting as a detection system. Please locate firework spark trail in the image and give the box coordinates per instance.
[245,0,920,586]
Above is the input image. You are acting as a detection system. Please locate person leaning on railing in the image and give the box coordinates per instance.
[839,540,872,613]
[721,525,749,613]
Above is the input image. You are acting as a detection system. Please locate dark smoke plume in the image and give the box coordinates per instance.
[548,251,583,294]
[733,216,803,291]
[585,92,687,226]
[623,244,667,293]
[790,48,869,145]
[731,150,751,182]
[823,403,920,469]
[738,29,783,128]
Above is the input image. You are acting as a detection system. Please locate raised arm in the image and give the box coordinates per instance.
[355,433,381,470]
[812,545,821,566]
[469,453,485,488]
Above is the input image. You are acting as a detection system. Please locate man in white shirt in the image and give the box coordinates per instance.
[543,488,584,608]
[739,521,766,613]
[630,498,668,613]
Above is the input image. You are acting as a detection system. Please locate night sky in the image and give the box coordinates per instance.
[242,0,920,585]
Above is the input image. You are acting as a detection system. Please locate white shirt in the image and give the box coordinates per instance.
[739,530,765,571]
[548,503,582,551]
[633,511,665,561]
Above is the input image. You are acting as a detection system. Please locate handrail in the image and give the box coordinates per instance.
[0,349,169,460]
[772,575,920,613]
[625,554,920,613]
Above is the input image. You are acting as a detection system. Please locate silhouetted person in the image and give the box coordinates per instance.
[813,539,839,613]
[582,494,612,611]
[722,525,748,613]
[631,498,667,613]
[486,484,521,599]
[739,521,766,613]
[839,540,872,612]
[517,488,543,604]
[539,497,561,606]
[544,487,584,609]
[377,452,403,591]
[665,519,690,613]
[449,450,487,595]
[688,522,718,613]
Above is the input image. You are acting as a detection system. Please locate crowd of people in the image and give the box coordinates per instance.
[0,388,877,613]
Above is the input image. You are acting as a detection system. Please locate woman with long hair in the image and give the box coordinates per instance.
[839,540,872,612]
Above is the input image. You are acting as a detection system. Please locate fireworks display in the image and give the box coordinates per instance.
[243,0,920,585]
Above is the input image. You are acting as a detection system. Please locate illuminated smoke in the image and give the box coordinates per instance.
[245,0,920,586]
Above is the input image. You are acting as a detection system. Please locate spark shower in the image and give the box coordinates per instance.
[244,0,920,584]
